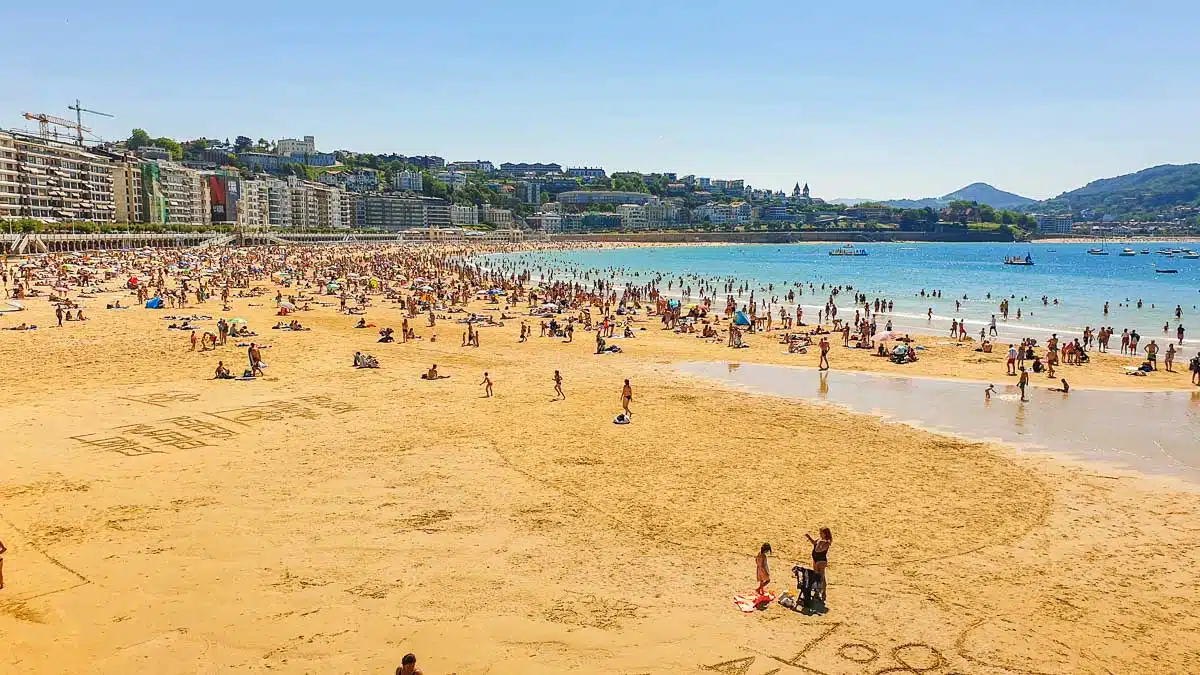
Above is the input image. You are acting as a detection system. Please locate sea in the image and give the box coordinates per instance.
[488,241,1200,345]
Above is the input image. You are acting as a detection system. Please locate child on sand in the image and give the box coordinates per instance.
[481,372,493,397]
[755,543,771,595]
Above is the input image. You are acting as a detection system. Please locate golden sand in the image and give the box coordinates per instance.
[1,281,1198,673]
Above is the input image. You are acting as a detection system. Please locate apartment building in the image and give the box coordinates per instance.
[112,159,144,225]
[566,167,606,178]
[643,199,680,228]
[392,170,424,192]
[616,204,648,230]
[266,178,293,228]
[318,168,379,193]
[1035,214,1073,234]
[448,160,494,173]
[526,212,561,232]
[517,180,542,205]
[360,194,451,230]
[450,204,479,227]
[480,205,513,227]
[239,179,270,230]
[141,160,209,225]
[557,190,654,206]
[0,130,119,223]
[435,170,468,189]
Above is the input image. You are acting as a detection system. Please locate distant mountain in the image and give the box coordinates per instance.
[941,183,1035,209]
[1032,164,1200,219]
[878,183,1035,210]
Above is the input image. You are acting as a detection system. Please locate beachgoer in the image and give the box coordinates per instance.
[1006,344,1017,376]
[481,371,493,397]
[1051,378,1070,393]
[1165,343,1176,372]
[804,528,832,604]
[819,336,830,370]
[214,361,233,379]
[984,384,996,400]
[621,379,633,417]
[755,543,771,595]
[554,370,565,399]
[1018,367,1029,401]
[1145,340,1159,370]
[248,343,264,377]
[396,653,423,675]
[0,537,6,589]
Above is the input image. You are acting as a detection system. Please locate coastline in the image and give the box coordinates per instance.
[1,247,1198,673]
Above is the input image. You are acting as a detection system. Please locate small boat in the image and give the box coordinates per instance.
[829,243,868,256]
[1119,248,1137,256]
[1156,269,1179,274]
[1141,249,1151,254]
[1087,248,1109,255]
[1182,253,1200,260]
[1004,254,1034,266]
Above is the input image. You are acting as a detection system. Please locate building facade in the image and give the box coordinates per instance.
[1035,214,1074,234]
[318,168,379,192]
[557,190,654,206]
[517,180,542,205]
[448,160,494,173]
[276,136,316,156]
[566,167,606,178]
[450,204,479,226]
[0,130,120,223]
[392,170,424,192]
[140,160,210,225]
[616,204,648,230]
[360,194,451,230]
[480,205,513,227]
[435,170,468,189]
[499,162,561,175]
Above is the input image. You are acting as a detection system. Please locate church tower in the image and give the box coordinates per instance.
[802,183,811,200]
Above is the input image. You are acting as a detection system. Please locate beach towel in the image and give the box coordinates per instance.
[733,592,775,612]
[145,298,163,309]
[613,414,630,424]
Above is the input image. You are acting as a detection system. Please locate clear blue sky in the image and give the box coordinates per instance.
[3,1,1198,199]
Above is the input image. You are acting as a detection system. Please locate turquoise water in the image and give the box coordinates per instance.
[490,242,1200,344]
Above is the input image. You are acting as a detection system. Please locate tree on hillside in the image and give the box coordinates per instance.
[234,136,253,153]
[154,137,183,160]
[128,129,152,149]
[611,172,649,193]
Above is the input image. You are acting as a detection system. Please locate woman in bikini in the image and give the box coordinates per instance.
[755,543,771,595]
[805,528,832,603]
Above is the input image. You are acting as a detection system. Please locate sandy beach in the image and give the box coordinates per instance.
[1,245,1198,674]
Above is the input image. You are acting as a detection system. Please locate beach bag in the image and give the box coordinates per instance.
[613,414,630,425]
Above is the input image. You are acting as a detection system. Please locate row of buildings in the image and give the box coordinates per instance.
[0,130,517,231]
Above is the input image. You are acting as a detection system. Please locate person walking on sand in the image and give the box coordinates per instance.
[1006,344,1017,376]
[1165,343,1176,372]
[248,343,264,378]
[480,371,493,397]
[755,543,772,595]
[621,379,633,417]
[0,537,6,589]
[818,336,830,370]
[56,304,64,327]
[554,370,565,400]
[1018,366,1030,402]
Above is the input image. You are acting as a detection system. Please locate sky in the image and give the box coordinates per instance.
[3,1,1198,200]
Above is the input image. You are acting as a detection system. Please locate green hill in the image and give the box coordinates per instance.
[1034,164,1200,220]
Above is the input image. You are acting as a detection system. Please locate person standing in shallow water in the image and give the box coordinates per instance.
[1018,366,1030,402]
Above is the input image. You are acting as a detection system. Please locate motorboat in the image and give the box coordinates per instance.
[1003,254,1034,266]
[1141,248,1151,254]
[1119,248,1137,256]
[1156,268,1179,274]
[1087,248,1109,255]
[829,244,868,257]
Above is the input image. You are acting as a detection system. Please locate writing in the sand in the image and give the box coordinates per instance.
[703,623,964,675]
[71,396,356,456]
[118,391,202,408]
[71,416,237,456]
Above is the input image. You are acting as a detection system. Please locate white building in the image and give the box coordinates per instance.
[1035,214,1073,234]
[318,168,379,193]
[393,169,424,192]
[617,203,648,230]
[528,212,562,232]
[480,205,513,227]
[285,177,347,230]
[451,204,479,226]
[436,170,468,189]
[448,160,494,173]
[644,199,680,228]
[276,136,316,156]
[238,179,270,230]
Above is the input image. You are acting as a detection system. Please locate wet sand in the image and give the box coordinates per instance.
[1,279,1199,673]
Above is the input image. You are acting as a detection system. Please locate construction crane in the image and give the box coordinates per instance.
[21,111,87,143]
[68,99,113,146]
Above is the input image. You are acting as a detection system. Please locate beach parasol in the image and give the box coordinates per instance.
[279,301,297,311]
[229,317,248,324]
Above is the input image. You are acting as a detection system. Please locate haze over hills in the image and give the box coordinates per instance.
[833,183,1036,210]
